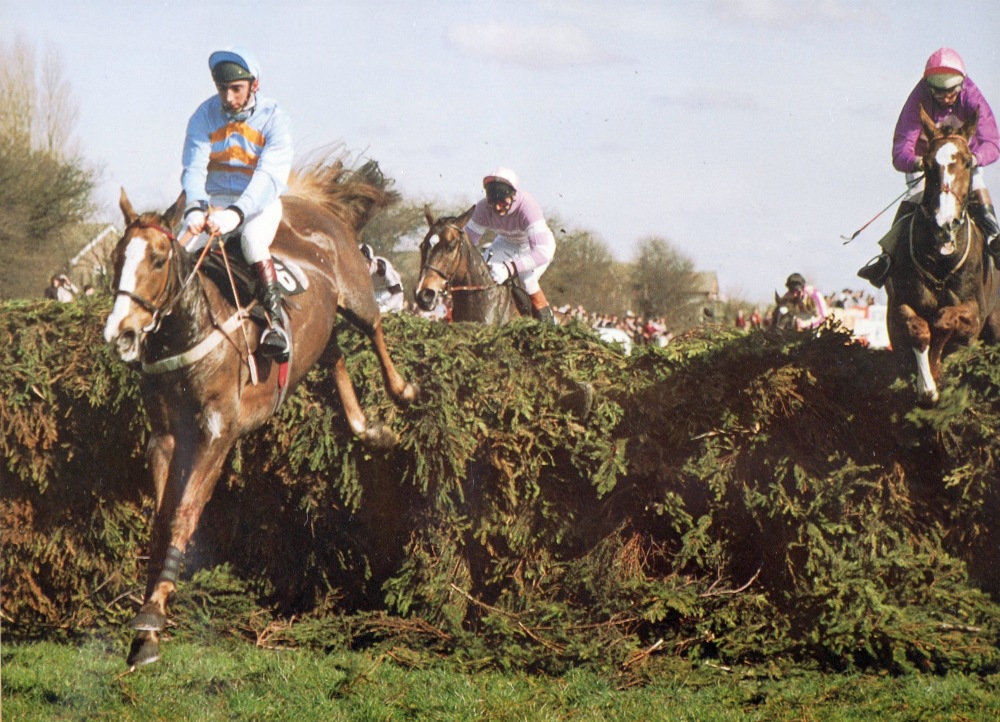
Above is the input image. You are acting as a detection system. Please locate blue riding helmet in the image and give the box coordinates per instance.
[209,46,261,82]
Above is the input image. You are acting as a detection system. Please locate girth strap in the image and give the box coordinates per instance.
[141,308,249,375]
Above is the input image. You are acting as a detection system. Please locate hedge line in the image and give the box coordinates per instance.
[2,298,999,678]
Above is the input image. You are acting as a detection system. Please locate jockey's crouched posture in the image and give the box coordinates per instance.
[858,47,1000,288]
[179,46,293,360]
[465,167,558,323]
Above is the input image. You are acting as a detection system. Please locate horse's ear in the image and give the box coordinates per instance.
[120,188,138,226]
[164,191,186,229]
[456,205,476,228]
[918,105,940,141]
[423,205,435,227]
[959,107,979,140]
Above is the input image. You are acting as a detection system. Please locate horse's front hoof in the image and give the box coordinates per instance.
[127,631,160,667]
[129,601,166,631]
[400,382,419,406]
[362,423,397,450]
[917,391,940,407]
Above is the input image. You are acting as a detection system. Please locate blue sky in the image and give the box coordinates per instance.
[3,0,999,303]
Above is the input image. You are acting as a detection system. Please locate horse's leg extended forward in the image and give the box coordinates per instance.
[934,301,981,350]
[366,318,418,406]
[127,433,232,667]
[898,305,939,405]
[329,345,398,450]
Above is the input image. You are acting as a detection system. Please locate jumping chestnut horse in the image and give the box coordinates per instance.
[415,207,527,324]
[886,107,1000,404]
[104,154,417,667]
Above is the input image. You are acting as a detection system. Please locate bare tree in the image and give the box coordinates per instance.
[0,37,35,148]
[39,45,80,157]
[0,36,95,300]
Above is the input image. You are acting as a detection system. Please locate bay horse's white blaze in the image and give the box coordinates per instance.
[103,237,148,359]
[933,141,960,230]
[912,347,939,405]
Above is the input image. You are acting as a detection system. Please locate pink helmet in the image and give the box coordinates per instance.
[924,47,966,79]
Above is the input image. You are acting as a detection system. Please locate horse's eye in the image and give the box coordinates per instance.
[152,255,167,270]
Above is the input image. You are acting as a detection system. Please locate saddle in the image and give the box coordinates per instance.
[196,236,306,321]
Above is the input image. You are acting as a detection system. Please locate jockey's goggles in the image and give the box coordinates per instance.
[927,78,963,98]
[486,182,515,204]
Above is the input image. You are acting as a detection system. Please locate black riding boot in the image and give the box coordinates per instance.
[533,305,556,324]
[857,200,918,288]
[253,258,290,361]
[970,189,1000,266]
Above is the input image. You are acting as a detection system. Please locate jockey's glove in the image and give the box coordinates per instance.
[489,261,515,285]
[184,209,206,236]
[208,207,243,235]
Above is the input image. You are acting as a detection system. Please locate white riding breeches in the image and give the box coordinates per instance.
[483,236,550,295]
[185,196,283,264]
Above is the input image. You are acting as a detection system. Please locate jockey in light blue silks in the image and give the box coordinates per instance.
[179,46,294,360]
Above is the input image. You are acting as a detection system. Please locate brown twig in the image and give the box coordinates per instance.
[623,637,664,668]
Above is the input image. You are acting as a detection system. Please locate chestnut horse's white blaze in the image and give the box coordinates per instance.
[103,237,148,356]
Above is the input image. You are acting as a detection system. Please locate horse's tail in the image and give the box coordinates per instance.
[287,145,399,232]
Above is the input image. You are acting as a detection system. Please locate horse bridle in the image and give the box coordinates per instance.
[909,137,976,291]
[921,134,974,223]
[115,222,197,334]
[420,224,493,294]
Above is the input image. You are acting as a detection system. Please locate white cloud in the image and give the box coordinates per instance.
[446,22,615,68]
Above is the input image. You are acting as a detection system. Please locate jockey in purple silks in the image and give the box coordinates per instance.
[859,47,1000,288]
[465,167,558,323]
[179,46,294,361]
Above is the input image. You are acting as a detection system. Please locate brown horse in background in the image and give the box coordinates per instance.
[103,153,417,668]
[415,207,526,324]
[886,107,1000,404]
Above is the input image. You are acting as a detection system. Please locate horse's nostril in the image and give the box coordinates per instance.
[416,289,435,310]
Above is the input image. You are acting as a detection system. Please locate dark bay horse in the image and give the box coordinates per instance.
[886,107,1000,404]
[415,207,527,324]
[104,154,417,667]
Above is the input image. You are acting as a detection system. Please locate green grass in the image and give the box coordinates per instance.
[4,639,999,721]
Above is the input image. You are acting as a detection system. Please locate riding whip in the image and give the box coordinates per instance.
[841,174,924,243]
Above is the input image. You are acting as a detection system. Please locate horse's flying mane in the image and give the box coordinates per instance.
[287,145,398,231]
